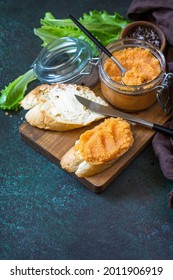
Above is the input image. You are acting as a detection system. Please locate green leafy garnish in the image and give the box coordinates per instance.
[0,69,36,110]
[34,10,129,56]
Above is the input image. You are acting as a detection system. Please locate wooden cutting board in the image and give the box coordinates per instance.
[19,83,171,193]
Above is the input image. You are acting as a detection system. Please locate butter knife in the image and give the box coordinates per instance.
[75,95,173,137]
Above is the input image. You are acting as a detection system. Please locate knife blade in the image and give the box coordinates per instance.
[75,95,173,137]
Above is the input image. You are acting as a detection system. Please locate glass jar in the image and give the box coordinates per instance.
[32,37,97,84]
[99,38,172,114]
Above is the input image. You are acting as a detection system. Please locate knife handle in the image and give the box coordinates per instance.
[153,123,173,137]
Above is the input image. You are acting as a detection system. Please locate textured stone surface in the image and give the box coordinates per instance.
[0,0,173,260]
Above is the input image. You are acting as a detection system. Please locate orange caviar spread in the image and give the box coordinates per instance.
[104,47,161,85]
[74,117,134,163]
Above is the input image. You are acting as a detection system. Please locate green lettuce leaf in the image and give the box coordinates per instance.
[0,69,36,110]
[34,10,130,56]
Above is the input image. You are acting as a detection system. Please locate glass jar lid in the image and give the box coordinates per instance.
[32,37,93,83]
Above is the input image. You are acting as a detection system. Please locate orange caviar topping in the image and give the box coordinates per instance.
[104,47,161,85]
[74,117,134,163]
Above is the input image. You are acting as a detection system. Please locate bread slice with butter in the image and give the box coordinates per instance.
[20,83,107,131]
[60,117,134,177]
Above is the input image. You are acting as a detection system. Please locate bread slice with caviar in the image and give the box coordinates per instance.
[60,117,134,177]
[20,83,107,131]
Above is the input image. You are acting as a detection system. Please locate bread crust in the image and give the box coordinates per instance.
[60,146,116,177]
[20,83,106,131]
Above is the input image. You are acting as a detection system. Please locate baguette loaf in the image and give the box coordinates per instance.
[60,117,134,177]
[20,83,107,131]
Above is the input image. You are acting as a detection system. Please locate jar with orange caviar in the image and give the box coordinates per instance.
[99,39,172,114]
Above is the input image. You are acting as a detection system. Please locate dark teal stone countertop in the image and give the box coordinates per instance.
[0,0,173,260]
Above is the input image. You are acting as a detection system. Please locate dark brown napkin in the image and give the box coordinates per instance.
[152,122,173,210]
[152,121,173,181]
[127,0,173,46]
[127,0,173,209]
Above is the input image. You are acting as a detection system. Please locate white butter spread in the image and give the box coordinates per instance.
[44,84,107,124]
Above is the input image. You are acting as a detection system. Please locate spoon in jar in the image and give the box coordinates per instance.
[68,14,127,78]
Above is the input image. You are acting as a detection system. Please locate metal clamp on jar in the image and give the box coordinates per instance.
[156,73,173,115]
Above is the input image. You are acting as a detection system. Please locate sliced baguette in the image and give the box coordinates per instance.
[60,146,115,177]
[20,83,107,131]
[60,117,134,177]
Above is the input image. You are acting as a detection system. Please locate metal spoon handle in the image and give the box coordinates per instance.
[68,14,112,58]
[68,14,127,76]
